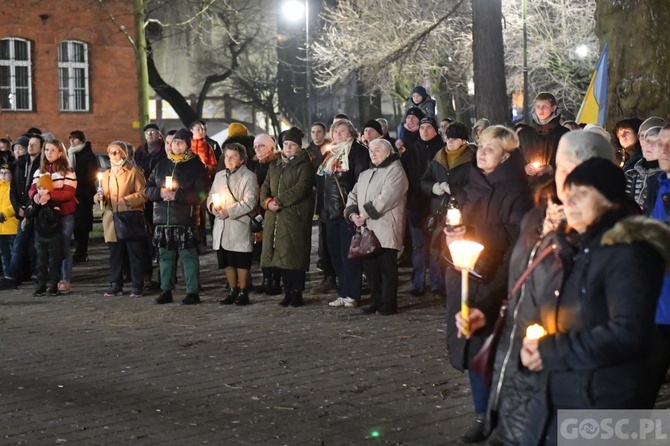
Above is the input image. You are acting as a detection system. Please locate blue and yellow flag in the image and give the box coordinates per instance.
[577,42,609,127]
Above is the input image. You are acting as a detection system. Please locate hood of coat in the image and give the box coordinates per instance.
[601,216,670,270]
[531,115,563,136]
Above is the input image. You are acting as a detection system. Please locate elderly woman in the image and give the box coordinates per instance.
[519,158,670,445]
[444,125,532,443]
[96,141,148,298]
[261,127,314,307]
[145,128,208,305]
[316,119,369,308]
[207,142,258,306]
[345,139,408,314]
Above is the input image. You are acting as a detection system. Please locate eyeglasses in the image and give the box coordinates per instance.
[108,150,121,156]
[145,130,157,135]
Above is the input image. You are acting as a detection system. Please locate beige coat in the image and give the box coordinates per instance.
[95,162,148,243]
[207,165,258,253]
[345,155,408,250]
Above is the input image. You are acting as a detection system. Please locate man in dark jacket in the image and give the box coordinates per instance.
[307,121,330,170]
[0,134,42,289]
[402,117,444,295]
[135,123,166,226]
[67,130,98,262]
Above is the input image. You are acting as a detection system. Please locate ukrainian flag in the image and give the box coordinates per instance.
[577,42,609,127]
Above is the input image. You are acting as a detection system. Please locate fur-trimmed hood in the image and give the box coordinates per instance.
[602,216,670,270]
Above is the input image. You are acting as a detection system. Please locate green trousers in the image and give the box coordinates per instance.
[159,247,200,294]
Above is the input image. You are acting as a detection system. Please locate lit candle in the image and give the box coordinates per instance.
[96,172,104,210]
[446,208,462,227]
[212,193,221,208]
[531,161,541,169]
[448,240,484,337]
[526,324,547,340]
[165,176,173,190]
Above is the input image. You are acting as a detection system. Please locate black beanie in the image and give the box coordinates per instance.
[420,117,440,135]
[172,127,192,148]
[446,122,469,141]
[564,157,627,204]
[283,127,304,146]
[143,123,160,132]
[363,119,383,136]
[405,107,425,121]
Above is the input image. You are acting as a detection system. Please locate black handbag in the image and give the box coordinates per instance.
[348,226,382,259]
[113,211,147,242]
[424,196,448,234]
[470,243,555,387]
[226,176,263,233]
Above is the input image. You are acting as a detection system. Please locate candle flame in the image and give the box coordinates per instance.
[96,172,103,181]
[526,324,547,340]
[531,161,541,169]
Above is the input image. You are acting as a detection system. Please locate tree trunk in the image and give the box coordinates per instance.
[133,0,150,139]
[471,0,508,124]
[595,0,670,127]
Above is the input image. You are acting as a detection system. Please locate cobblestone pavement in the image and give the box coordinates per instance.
[1,233,668,445]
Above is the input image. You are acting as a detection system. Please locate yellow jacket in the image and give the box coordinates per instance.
[0,181,18,235]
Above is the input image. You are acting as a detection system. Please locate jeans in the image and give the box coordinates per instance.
[406,209,427,292]
[159,247,200,294]
[326,218,362,300]
[60,214,75,281]
[468,369,490,415]
[7,219,35,282]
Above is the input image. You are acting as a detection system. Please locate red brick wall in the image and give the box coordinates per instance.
[0,0,140,152]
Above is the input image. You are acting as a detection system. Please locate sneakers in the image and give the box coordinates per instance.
[328,297,358,308]
[130,289,143,298]
[34,285,47,296]
[104,284,123,297]
[311,276,336,294]
[182,293,200,305]
[155,290,173,304]
[57,280,72,295]
[48,285,60,296]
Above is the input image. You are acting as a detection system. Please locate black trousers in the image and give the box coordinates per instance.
[317,220,336,279]
[35,232,62,288]
[109,240,148,290]
[281,269,306,292]
[362,248,398,312]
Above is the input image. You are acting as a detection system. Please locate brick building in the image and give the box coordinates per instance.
[0,0,139,152]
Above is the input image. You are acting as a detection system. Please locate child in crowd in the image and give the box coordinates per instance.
[0,164,18,276]
[25,174,63,296]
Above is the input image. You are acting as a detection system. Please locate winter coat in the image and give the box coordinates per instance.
[646,172,670,326]
[445,149,533,372]
[518,115,569,184]
[25,201,61,238]
[344,154,408,250]
[625,158,661,211]
[260,150,315,271]
[420,144,474,214]
[307,141,329,171]
[29,165,78,216]
[0,181,18,235]
[191,138,217,178]
[486,202,569,445]
[207,165,258,253]
[316,141,369,222]
[135,141,166,224]
[406,94,437,119]
[145,154,208,227]
[96,161,148,243]
[10,154,40,217]
[72,142,99,231]
[522,212,667,446]
[402,135,444,219]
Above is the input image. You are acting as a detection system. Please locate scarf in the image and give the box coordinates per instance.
[167,150,196,164]
[316,140,352,176]
[67,143,85,170]
[446,143,469,169]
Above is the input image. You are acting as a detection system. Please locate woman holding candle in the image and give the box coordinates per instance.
[207,142,258,306]
[443,125,532,443]
[145,128,209,305]
[518,158,670,445]
[95,141,148,298]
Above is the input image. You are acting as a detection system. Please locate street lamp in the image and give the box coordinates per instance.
[522,0,529,124]
[575,44,589,59]
[282,0,311,131]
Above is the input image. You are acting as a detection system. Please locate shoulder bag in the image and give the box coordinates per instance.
[109,174,147,242]
[226,175,263,234]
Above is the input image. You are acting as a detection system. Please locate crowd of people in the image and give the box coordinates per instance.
[1,86,670,445]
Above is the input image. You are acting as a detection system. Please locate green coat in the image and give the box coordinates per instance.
[260,150,315,271]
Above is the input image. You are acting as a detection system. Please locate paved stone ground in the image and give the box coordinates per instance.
[0,230,668,445]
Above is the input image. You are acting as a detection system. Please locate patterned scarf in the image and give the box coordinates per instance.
[316,140,352,176]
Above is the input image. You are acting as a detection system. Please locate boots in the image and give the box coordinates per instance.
[235,288,250,306]
[256,278,268,293]
[220,287,239,305]
[265,278,282,295]
[279,291,291,307]
[461,415,487,443]
[289,290,303,307]
[73,241,88,263]
[311,276,335,294]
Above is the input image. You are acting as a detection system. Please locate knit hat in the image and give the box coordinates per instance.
[412,86,427,101]
[446,122,469,141]
[363,119,383,137]
[12,135,30,150]
[405,107,425,121]
[419,117,440,135]
[172,127,192,148]
[640,117,667,138]
[227,123,249,138]
[143,123,160,132]
[564,157,626,204]
[37,174,53,192]
[283,127,304,146]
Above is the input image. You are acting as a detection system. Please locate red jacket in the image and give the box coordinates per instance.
[191,139,217,178]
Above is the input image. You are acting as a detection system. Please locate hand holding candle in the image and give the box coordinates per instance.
[96,172,104,210]
[525,324,547,340]
[165,176,173,190]
[211,193,221,209]
[521,324,546,371]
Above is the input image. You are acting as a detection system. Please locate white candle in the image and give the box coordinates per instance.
[446,208,462,227]
[526,324,547,340]
[212,193,221,208]
[96,172,104,210]
[165,176,173,190]
[461,269,470,335]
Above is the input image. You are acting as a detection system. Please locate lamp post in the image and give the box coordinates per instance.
[282,0,311,130]
[522,0,529,124]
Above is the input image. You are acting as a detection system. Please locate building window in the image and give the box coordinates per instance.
[58,40,89,112]
[0,37,33,111]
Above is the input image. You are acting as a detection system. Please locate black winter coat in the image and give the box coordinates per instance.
[445,149,532,371]
[518,116,569,187]
[145,154,208,227]
[420,145,474,214]
[10,154,41,218]
[402,134,444,219]
[73,142,98,230]
[522,211,665,446]
[316,141,369,222]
